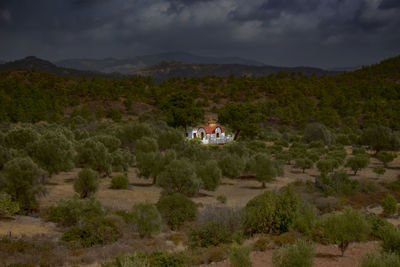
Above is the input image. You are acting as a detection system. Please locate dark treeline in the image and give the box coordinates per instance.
[0,56,399,130]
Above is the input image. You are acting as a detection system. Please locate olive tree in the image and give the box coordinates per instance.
[76,138,113,175]
[196,160,222,191]
[253,153,283,188]
[157,159,202,196]
[345,155,370,175]
[303,123,332,145]
[361,125,400,153]
[322,207,371,256]
[136,149,176,184]
[0,157,45,210]
[295,158,314,173]
[376,151,397,167]
[28,131,75,176]
[74,168,99,199]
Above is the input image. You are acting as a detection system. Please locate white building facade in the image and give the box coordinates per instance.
[185,121,233,145]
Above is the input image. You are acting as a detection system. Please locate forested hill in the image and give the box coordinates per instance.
[0,56,122,78]
[0,55,399,131]
[131,61,340,82]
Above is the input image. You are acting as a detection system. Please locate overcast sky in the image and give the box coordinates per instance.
[0,0,399,68]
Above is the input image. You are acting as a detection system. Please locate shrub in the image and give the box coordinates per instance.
[62,217,120,247]
[0,193,19,216]
[345,155,370,175]
[217,195,227,204]
[253,237,270,251]
[126,202,162,238]
[378,223,400,253]
[373,166,386,177]
[28,131,75,176]
[361,252,400,267]
[382,194,398,216]
[48,197,105,226]
[156,193,197,230]
[229,243,252,267]
[148,251,186,267]
[253,153,283,188]
[217,152,245,178]
[111,174,129,190]
[107,251,149,267]
[315,169,358,196]
[74,168,99,198]
[376,151,397,167]
[303,123,331,145]
[352,147,367,155]
[272,239,315,267]
[189,207,242,247]
[322,207,371,256]
[157,159,201,196]
[0,157,45,211]
[292,201,319,236]
[196,160,222,191]
[243,186,299,236]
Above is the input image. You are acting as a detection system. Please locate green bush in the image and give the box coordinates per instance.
[74,168,99,198]
[0,193,20,216]
[126,202,162,238]
[315,169,358,196]
[196,160,222,191]
[157,159,201,196]
[217,152,245,178]
[382,194,398,216]
[322,207,371,256]
[189,207,242,247]
[361,252,400,267]
[376,151,397,167]
[148,251,186,267]
[378,223,400,253]
[272,239,315,267]
[105,251,149,267]
[229,243,252,267]
[62,217,120,247]
[292,201,319,236]
[111,174,129,190]
[48,197,105,226]
[373,166,386,177]
[243,186,299,236]
[303,123,331,145]
[156,193,197,230]
[0,157,45,211]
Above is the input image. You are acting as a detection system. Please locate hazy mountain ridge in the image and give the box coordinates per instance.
[0,56,122,78]
[56,52,265,73]
[132,61,341,81]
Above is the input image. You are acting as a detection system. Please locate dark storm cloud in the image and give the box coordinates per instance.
[0,0,399,67]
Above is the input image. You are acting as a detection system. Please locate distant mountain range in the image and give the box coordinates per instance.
[56,52,265,74]
[0,56,121,78]
[132,61,341,82]
[0,54,342,81]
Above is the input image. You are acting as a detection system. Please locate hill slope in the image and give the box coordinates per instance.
[132,61,341,81]
[56,52,265,73]
[0,56,121,78]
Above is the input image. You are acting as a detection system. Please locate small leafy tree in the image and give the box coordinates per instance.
[127,202,162,238]
[156,193,197,230]
[0,157,45,211]
[76,138,112,175]
[345,155,370,175]
[303,123,332,145]
[5,127,39,150]
[272,239,315,267]
[74,168,99,198]
[316,158,337,174]
[218,152,245,178]
[111,174,129,190]
[295,158,314,173]
[28,131,75,176]
[373,166,386,178]
[361,125,400,153]
[0,193,20,216]
[376,151,397,167]
[196,160,222,191]
[253,153,283,188]
[157,159,201,196]
[134,137,158,154]
[382,194,398,216]
[322,207,371,256]
[92,135,121,153]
